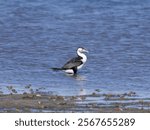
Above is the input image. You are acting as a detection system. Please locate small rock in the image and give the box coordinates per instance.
[36,94,41,97]
[92,92,97,96]
[12,89,17,94]
[23,92,28,95]
[38,101,42,105]
[25,84,32,89]
[95,89,101,92]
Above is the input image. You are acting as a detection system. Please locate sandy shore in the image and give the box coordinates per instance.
[0,92,150,113]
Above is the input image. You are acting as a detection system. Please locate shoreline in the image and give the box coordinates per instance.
[0,92,150,113]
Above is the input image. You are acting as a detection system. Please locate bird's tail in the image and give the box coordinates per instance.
[51,67,64,71]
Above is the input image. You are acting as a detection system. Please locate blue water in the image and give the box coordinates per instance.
[0,0,150,97]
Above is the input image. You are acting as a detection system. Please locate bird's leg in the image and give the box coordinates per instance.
[73,67,77,74]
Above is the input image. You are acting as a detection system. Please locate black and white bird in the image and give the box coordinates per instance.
[51,47,88,74]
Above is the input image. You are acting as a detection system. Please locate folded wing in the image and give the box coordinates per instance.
[62,57,83,69]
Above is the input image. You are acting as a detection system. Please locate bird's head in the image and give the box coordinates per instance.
[77,47,88,54]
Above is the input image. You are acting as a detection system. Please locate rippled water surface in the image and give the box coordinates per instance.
[0,0,150,97]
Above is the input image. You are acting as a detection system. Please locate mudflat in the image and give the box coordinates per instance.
[0,92,150,113]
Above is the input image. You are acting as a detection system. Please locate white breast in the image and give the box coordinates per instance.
[79,53,87,64]
[78,53,87,70]
[77,64,83,70]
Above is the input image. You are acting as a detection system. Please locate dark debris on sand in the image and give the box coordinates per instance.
[0,90,150,112]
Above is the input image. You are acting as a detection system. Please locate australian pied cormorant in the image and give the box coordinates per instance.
[51,47,88,74]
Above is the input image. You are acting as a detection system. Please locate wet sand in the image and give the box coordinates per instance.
[0,91,150,113]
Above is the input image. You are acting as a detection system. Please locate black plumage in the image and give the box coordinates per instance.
[62,56,83,69]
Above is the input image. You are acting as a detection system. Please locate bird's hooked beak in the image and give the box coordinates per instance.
[83,48,89,53]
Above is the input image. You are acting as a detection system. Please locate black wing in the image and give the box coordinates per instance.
[62,56,83,69]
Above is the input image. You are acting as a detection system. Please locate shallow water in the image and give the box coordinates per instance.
[0,0,150,97]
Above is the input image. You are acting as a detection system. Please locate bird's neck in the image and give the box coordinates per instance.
[77,51,87,63]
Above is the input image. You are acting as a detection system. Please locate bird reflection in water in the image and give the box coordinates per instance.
[65,73,87,96]
[65,73,87,81]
